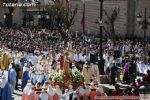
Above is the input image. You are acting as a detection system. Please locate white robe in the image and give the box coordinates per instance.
[82,66,93,83]
[47,85,55,96]
[92,64,100,82]
[78,86,86,96]
[55,87,63,97]
[39,92,49,100]
[63,88,74,100]
[8,68,17,93]
[0,76,7,88]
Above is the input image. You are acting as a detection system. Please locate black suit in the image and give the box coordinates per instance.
[98,57,105,75]
[111,65,118,84]
[90,53,98,63]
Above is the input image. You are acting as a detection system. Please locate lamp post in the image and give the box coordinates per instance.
[96,0,105,75]
[137,8,150,50]
[99,0,103,60]
[82,0,85,43]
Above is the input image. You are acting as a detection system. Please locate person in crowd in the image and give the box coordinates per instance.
[98,54,105,75]
[124,86,132,96]
[137,79,144,88]
[110,62,118,85]
[110,84,123,96]
[131,88,140,96]
[21,64,30,90]
[82,62,93,83]
[91,62,100,83]
[8,63,17,94]
[128,60,137,82]
[14,64,20,90]
[22,80,35,100]
[2,27,150,99]
[57,53,64,70]
[131,80,138,89]
[123,60,130,84]
[143,70,150,84]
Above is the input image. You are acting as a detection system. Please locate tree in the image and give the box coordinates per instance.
[46,0,78,37]
[103,7,120,40]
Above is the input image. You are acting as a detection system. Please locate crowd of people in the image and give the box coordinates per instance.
[0,27,150,99]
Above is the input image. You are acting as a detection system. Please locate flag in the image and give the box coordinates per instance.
[81,2,85,33]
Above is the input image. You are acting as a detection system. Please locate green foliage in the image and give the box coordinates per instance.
[48,70,84,83]
[71,70,84,83]
[53,71,64,83]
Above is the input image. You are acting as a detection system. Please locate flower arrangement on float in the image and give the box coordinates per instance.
[53,70,64,83]
[48,69,84,90]
[70,70,84,83]
[49,70,84,83]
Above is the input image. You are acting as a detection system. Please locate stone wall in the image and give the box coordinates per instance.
[70,0,150,37]
[70,0,128,36]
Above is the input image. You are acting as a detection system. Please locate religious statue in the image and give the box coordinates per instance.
[63,51,70,77]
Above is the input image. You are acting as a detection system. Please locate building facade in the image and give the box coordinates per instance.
[0,0,150,37]
[0,0,52,27]
[70,0,150,37]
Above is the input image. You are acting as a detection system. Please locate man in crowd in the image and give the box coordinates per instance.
[8,63,17,94]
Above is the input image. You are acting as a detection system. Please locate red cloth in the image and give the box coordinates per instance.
[90,90,97,100]
[111,89,123,96]
[57,55,64,70]
[53,93,61,100]
[137,82,144,88]
[47,94,54,100]
[22,92,35,100]
[132,93,139,96]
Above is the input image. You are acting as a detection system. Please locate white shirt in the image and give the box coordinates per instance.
[74,53,79,62]
[39,92,49,100]
[47,86,55,96]
[86,53,90,61]
[81,55,87,62]
[31,55,39,66]
[79,53,83,61]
